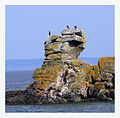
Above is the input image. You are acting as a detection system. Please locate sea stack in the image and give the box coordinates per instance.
[6,27,115,105]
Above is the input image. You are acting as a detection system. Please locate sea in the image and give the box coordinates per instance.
[5,57,115,113]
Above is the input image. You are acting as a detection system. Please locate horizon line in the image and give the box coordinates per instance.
[5,56,115,61]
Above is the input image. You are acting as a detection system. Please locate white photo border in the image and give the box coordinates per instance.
[0,0,120,118]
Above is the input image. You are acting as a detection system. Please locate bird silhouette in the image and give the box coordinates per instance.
[66,25,69,29]
[49,31,51,36]
[74,26,77,29]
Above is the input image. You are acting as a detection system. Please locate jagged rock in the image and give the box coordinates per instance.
[6,90,39,105]
[97,89,114,101]
[45,28,86,60]
[6,27,115,105]
[98,57,114,74]
[98,57,115,88]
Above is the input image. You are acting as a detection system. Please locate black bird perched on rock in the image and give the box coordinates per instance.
[49,31,51,36]
[74,26,77,29]
[66,25,69,29]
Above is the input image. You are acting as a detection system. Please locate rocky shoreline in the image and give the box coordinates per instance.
[6,27,115,105]
[6,88,114,105]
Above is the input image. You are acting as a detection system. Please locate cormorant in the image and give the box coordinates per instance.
[66,25,69,29]
[74,26,77,29]
[49,31,51,36]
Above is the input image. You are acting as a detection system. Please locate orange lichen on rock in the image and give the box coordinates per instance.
[98,56,114,73]
[32,61,64,92]
[95,82,105,89]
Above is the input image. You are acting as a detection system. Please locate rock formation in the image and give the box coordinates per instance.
[6,27,115,105]
[44,28,85,60]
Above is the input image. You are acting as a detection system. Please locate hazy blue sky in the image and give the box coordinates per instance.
[6,5,114,60]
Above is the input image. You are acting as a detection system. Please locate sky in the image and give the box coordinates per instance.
[6,5,114,60]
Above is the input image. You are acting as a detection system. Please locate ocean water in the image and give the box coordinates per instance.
[6,101,114,113]
[5,57,115,113]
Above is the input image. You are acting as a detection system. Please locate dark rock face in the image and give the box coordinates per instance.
[6,90,38,105]
[6,27,115,105]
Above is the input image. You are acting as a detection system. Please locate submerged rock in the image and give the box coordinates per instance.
[6,27,115,105]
